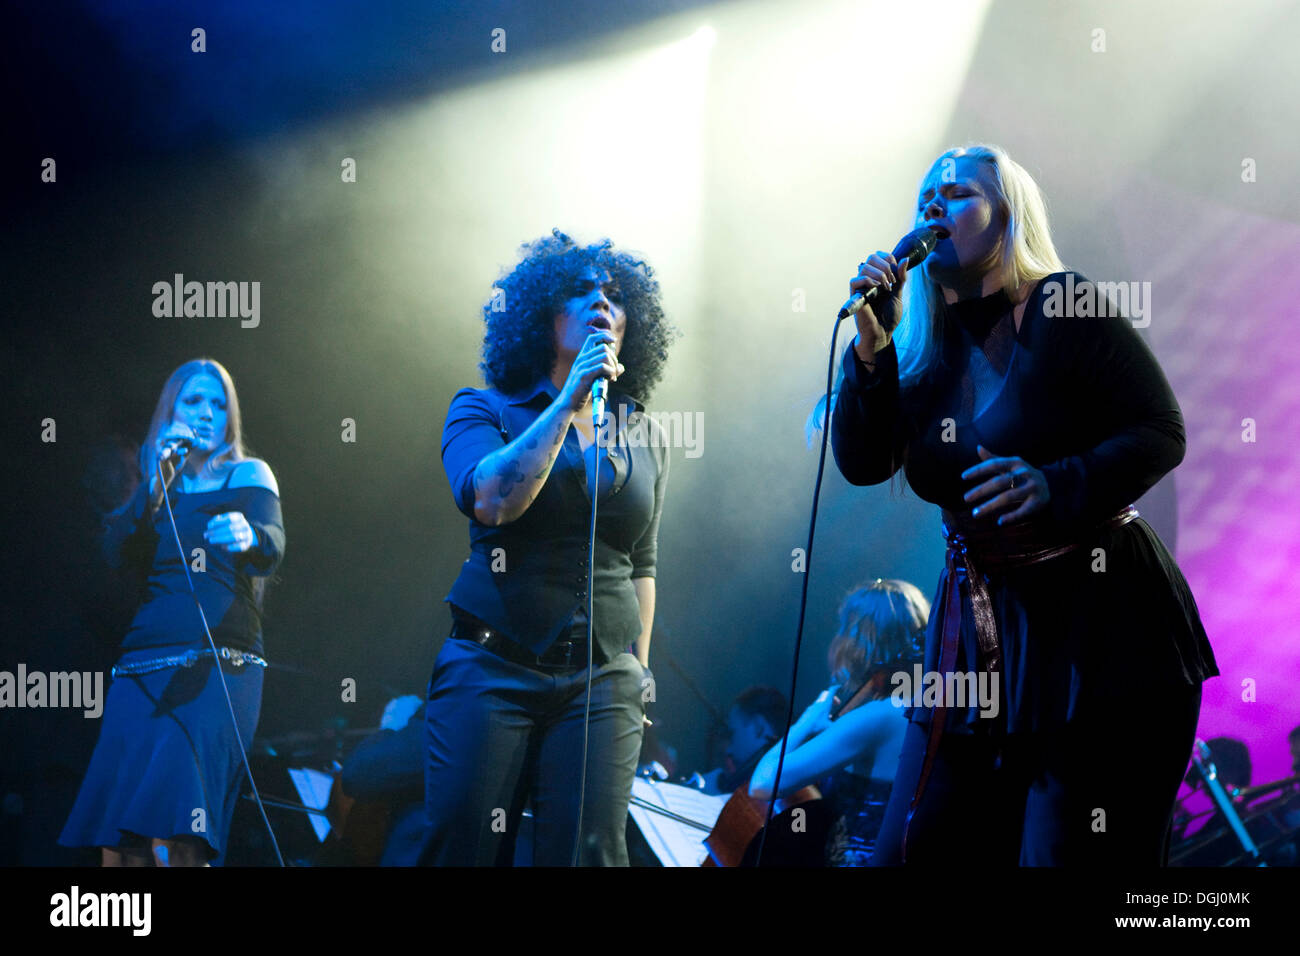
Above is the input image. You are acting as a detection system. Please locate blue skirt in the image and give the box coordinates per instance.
[58,646,263,863]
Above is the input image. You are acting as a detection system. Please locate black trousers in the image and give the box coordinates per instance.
[418,636,647,866]
[870,681,1203,865]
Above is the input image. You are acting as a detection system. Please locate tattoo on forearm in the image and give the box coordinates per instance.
[537,428,566,479]
[495,459,527,498]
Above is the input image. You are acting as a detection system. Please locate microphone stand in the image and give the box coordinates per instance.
[652,621,727,727]
[1191,739,1266,866]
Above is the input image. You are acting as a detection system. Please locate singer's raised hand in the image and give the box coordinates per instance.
[155,422,197,458]
[468,329,624,527]
[559,329,623,413]
[849,252,908,364]
[149,422,197,502]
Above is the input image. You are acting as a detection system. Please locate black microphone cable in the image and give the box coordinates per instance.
[571,400,606,867]
[752,308,843,867]
[755,232,934,866]
[156,454,285,867]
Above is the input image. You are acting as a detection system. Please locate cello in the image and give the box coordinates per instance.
[701,666,891,867]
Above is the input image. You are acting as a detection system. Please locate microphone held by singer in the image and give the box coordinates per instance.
[838,226,938,319]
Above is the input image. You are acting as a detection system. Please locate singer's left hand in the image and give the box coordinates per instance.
[205,512,258,552]
[961,444,1050,525]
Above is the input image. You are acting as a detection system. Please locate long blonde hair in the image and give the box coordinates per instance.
[894,143,1065,387]
[140,358,248,482]
[807,144,1066,445]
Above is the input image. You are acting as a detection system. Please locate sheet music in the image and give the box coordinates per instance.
[287,767,335,842]
[629,778,730,866]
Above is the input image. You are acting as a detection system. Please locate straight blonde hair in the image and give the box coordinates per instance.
[140,358,248,482]
[808,144,1066,446]
[894,143,1066,387]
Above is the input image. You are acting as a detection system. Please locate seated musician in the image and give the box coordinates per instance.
[748,579,928,866]
[698,686,787,796]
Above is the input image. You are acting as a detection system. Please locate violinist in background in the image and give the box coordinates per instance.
[697,687,787,796]
[748,579,928,866]
[330,695,427,867]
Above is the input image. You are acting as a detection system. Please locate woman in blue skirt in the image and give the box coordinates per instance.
[60,358,285,866]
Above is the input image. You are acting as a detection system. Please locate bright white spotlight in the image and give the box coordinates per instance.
[689,25,717,51]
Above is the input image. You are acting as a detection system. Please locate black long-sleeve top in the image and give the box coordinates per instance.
[103,466,285,654]
[831,271,1217,732]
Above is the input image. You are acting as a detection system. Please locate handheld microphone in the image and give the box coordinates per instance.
[591,378,608,426]
[838,226,939,319]
[159,436,193,463]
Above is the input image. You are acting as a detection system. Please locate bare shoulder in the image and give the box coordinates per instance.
[227,458,280,496]
[839,697,907,739]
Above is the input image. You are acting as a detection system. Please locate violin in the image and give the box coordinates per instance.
[317,770,393,866]
[701,667,891,867]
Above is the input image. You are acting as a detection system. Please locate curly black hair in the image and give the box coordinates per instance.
[480,229,678,400]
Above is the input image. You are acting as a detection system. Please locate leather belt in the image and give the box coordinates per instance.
[900,504,1140,862]
[449,619,593,671]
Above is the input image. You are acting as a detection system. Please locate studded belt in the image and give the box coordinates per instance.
[111,646,268,678]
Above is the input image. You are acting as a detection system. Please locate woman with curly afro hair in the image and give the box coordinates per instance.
[420,230,679,866]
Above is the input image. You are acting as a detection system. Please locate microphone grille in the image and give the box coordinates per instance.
[893,226,938,266]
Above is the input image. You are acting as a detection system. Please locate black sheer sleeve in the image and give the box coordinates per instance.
[830,340,909,486]
[240,487,286,575]
[101,480,157,571]
[1038,274,1186,527]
